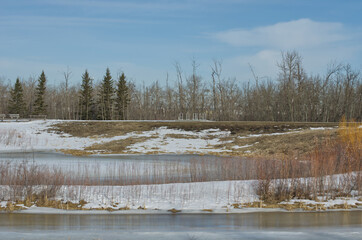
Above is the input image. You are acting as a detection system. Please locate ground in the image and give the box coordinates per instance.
[0,120,360,213]
[0,120,339,157]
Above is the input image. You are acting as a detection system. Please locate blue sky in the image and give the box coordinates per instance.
[0,0,361,86]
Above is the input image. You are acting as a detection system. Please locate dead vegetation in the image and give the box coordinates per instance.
[49,121,339,157]
[0,120,359,212]
[168,208,181,213]
[84,136,157,153]
[253,119,361,204]
[50,121,338,138]
[225,128,338,157]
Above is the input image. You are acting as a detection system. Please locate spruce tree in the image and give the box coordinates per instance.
[98,68,114,120]
[116,73,130,120]
[79,70,94,120]
[8,78,25,116]
[33,71,47,115]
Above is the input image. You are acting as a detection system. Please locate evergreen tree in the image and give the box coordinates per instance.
[33,71,47,115]
[116,73,130,120]
[79,70,94,120]
[8,78,25,116]
[98,68,114,120]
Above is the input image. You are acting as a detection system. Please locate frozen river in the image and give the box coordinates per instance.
[0,211,361,240]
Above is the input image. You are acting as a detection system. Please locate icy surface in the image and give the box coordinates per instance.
[0,212,361,240]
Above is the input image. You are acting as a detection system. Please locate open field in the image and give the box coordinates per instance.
[49,121,339,157]
[0,120,340,157]
[50,121,338,137]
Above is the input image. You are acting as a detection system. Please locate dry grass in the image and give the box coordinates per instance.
[253,120,361,204]
[225,128,338,158]
[163,134,200,139]
[59,149,93,156]
[49,121,339,157]
[84,136,156,153]
[50,121,338,138]
[168,208,181,213]
[1,120,359,211]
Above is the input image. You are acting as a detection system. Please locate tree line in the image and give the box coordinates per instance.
[0,51,361,122]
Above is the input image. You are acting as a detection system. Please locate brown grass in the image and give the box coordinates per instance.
[84,136,156,153]
[226,128,338,158]
[253,120,361,204]
[1,120,359,211]
[50,121,339,157]
[50,121,338,138]
[164,134,200,139]
[168,208,181,213]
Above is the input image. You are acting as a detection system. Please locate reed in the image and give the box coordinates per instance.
[0,120,360,204]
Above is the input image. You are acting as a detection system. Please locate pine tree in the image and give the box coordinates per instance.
[79,70,94,120]
[98,68,114,120]
[33,71,47,115]
[116,73,130,120]
[8,78,25,116]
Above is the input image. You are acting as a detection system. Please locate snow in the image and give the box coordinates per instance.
[280,198,361,208]
[237,127,337,140]
[121,126,232,154]
[238,130,301,139]
[0,120,339,155]
[1,178,361,213]
[0,180,257,212]
[0,201,7,208]
[0,120,94,152]
[1,120,360,214]
[231,144,254,149]
[310,127,334,130]
[0,120,232,154]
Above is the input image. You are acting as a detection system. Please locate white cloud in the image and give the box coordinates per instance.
[213,18,348,49]
[222,50,280,81]
[211,18,362,81]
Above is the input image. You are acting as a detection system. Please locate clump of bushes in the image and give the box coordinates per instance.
[255,118,361,203]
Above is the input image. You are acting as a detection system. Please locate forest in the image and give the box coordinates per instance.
[0,51,361,122]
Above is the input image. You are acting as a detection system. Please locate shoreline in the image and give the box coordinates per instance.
[3,206,362,215]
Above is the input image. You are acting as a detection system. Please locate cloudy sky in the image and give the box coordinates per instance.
[0,0,361,86]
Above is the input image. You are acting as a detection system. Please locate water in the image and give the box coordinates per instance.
[0,153,361,239]
[0,152,254,183]
[0,211,361,239]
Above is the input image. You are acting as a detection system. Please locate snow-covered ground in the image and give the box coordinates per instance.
[0,180,255,212]
[0,120,336,155]
[1,178,361,213]
[0,120,233,154]
[0,120,90,152]
[1,120,360,214]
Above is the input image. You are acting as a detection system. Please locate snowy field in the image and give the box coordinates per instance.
[0,120,232,154]
[1,170,361,213]
[0,120,335,155]
[1,178,361,213]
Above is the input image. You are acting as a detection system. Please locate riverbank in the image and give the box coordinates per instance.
[1,178,361,214]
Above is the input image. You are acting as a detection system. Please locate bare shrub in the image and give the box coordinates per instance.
[0,161,65,201]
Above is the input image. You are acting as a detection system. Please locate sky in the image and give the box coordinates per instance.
[0,0,361,86]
